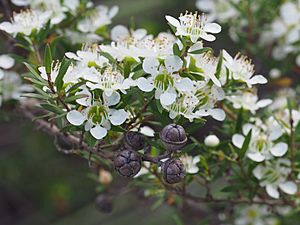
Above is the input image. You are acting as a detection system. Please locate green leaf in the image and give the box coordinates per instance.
[54,57,71,91]
[44,44,52,74]
[173,43,181,56]
[240,130,252,159]
[40,103,64,114]
[189,47,212,55]
[215,50,223,79]
[24,63,46,83]
[235,108,243,133]
[64,94,87,103]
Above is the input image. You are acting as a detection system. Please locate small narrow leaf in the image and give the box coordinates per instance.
[44,44,52,74]
[55,57,71,91]
[189,47,212,55]
[240,130,252,159]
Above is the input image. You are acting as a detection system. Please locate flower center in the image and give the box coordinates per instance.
[179,12,205,36]
[154,73,174,91]
[100,67,124,89]
[88,105,108,125]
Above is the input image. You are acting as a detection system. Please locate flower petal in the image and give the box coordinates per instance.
[249,75,268,85]
[164,55,183,73]
[160,91,176,106]
[109,109,127,125]
[279,181,297,195]
[90,125,107,140]
[270,142,288,157]
[232,134,245,148]
[137,77,154,92]
[175,78,194,92]
[210,108,226,121]
[247,152,265,162]
[111,25,129,41]
[67,110,85,126]
[0,55,15,69]
[165,15,180,27]
[266,184,280,199]
[142,57,159,74]
[103,91,120,106]
[204,23,221,33]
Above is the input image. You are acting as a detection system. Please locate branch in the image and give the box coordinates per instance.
[18,100,115,160]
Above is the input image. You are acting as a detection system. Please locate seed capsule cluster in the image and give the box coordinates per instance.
[113,124,187,184]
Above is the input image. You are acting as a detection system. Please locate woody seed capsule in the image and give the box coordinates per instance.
[160,124,187,151]
[162,158,185,184]
[114,147,142,177]
[124,131,145,150]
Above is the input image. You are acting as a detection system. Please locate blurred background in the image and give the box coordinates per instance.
[0,0,211,224]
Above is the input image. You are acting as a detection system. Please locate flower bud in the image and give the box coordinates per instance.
[162,158,185,184]
[124,131,145,150]
[95,195,113,213]
[114,148,142,177]
[204,134,220,147]
[160,124,187,151]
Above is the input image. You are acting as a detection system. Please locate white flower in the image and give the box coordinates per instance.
[0,10,51,37]
[38,61,79,85]
[0,55,15,70]
[268,88,296,111]
[232,118,287,162]
[137,56,189,106]
[77,5,118,33]
[253,159,297,199]
[0,71,32,105]
[166,11,221,42]
[101,28,176,60]
[223,50,267,87]
[272,109,300,134]
[85,66,135,99]
[204,134,220,147]
[66,100,128,140]
[192,53,222,87]
[226,90,272,114]
[234,204,279,225]
[61,30,102,45]
[196,0,240,22]
[180,155,200,174]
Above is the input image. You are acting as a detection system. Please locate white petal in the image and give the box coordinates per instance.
[67,110,85,126]
[108,6,119,19]
[270,143,288,157]
[247,152,265,162]
[137,77,154,92]
[175,78,194,92]
[0,55,15,69]
[90,125,107,140]
[142,57,159,74]
[266,184,280,199]
[249,75,268,85]
[109,109,127,125]
[279,181,297,195]
[165,15,180,27]
[200,33,216,42]
[256,99,272,108]
[204,23,221,33]
[164,55,183,73]
[103,91,120,106]
[232,134,245,148]
[111,25,129,41]
[139,126,155,137]
[253,165,264,180]
[133,29,147,40]
[210,108,226,121]
[160,92,176,106]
